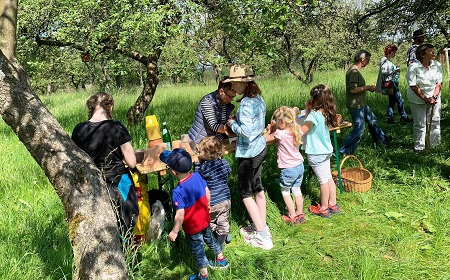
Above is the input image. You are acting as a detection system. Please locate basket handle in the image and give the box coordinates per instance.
[339,155,364,172]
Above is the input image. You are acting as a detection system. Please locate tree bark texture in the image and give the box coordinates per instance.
[0,52,128,279]
[0,0,17,60]
[126,58,159,125]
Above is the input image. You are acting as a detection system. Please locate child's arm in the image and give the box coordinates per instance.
[263,122,278,143]
[168,209,185,242]
[300,121,313,136]
[205,186,211,212]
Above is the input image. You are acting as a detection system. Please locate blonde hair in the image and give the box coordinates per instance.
[270,106,302,146]
[197,136,222,161]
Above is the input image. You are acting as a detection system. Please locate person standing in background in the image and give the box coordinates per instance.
[406,29,425,66]
[188,77,236,145]
[339,50,392,155]
[376,44,412,123]
[406,44,442,153]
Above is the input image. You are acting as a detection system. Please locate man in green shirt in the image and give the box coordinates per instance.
[340,50,392,155]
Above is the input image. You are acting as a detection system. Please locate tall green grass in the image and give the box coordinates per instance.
[1,67,450,279]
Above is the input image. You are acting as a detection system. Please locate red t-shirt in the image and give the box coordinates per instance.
[172,173,210,234]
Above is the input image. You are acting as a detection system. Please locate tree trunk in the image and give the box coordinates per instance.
[0,52,128,279]
[126,57,159,125]
[0,0,17,60]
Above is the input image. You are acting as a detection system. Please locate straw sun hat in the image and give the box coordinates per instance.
[222,64,255,83]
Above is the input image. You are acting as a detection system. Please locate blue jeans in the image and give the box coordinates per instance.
[186,225,222,269]
[339,105,388,154]
[387,82,408,120]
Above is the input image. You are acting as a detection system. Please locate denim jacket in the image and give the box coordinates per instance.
[230,95,266,158]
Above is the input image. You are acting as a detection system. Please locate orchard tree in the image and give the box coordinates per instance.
[197,0,357,84]
[353,0,450,46]
[18,0,201,124]
[1,0,131,278]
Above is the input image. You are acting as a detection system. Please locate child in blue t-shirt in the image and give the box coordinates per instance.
[160,148,229,280]
[195,136,232,245]
[299,84,340,218]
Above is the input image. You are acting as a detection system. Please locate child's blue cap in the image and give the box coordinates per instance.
[159,148,192,173]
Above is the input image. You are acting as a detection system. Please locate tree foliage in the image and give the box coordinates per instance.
[354,0,450,47]
[16,0,449,105]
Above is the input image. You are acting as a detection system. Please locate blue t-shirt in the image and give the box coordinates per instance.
[302,110,333,155]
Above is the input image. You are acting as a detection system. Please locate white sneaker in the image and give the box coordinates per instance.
[240,224,272,239]
[244,232,273,250]
[239,224,256,238]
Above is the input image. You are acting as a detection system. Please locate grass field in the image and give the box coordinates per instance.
[1,67,450,279]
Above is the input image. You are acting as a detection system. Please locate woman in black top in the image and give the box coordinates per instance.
[72,92,139,239]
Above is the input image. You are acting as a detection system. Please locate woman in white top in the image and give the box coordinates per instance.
[405,43,443,152]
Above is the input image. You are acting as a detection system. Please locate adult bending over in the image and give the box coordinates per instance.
[406,43,442,152]
[72,92,139,238]
[188,77,236,144]
[339,50,392,155]
[226,65,272,250]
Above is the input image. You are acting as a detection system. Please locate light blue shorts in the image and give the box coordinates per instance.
[307,154,332,184]
[279,163,304,189]
[307,153,332,167]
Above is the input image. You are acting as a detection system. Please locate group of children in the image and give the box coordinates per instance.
[159,84,340,280]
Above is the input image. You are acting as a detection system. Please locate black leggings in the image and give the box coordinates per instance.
[237,147,267,199]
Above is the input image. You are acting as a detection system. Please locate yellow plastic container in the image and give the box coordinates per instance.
[145,115,162,141]
[132,172,151,243]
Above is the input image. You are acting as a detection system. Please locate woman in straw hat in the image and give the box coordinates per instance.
[225,65,273,250]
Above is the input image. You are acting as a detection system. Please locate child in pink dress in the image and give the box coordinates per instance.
[265,106,306,225]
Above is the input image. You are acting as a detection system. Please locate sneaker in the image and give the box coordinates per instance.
[293,214,306,225]
[281,214,295,224]
[208,258,229,269]
[225,234,232,244]
[239,224,256,238]
[328,204,340,214]
[283,214,306,225]
[244,232,273,250]
[189,273,208,280]
[309,204,331,218]
[387,119,395,124]
[240,224,272,239]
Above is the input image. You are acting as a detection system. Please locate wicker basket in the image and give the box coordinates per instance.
[332,155,373,192]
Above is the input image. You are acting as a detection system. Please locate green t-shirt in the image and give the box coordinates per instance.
[345,65,367,109]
